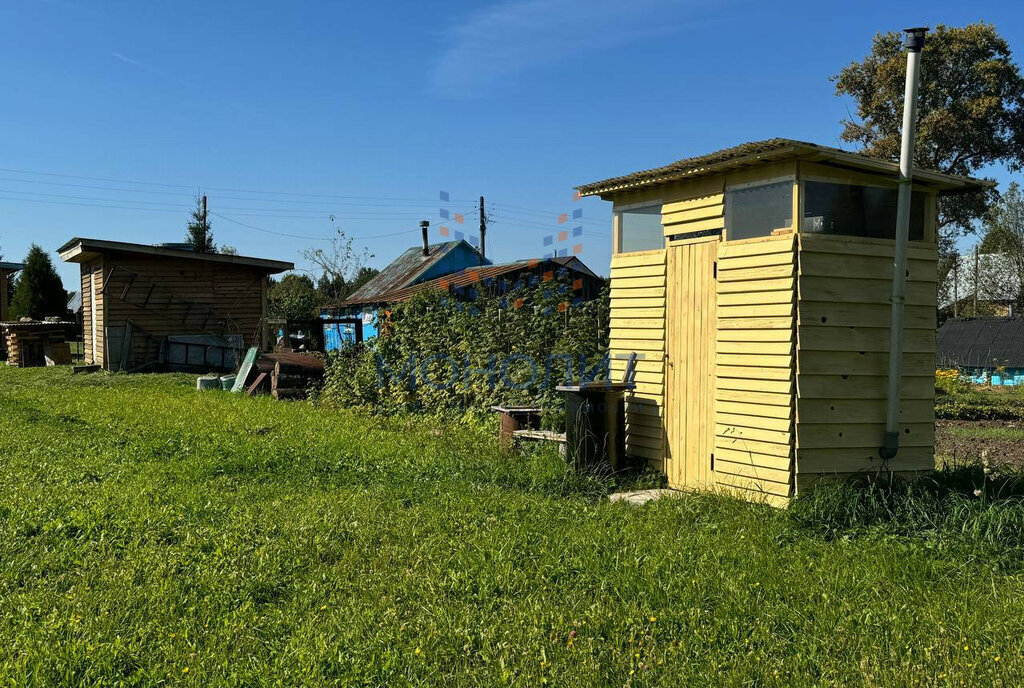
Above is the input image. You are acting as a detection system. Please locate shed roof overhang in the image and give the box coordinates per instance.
[57,237,294,273]
[0,261,23,273]
[575,139,992,199]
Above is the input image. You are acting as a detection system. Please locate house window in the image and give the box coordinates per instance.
[725,181,793,241]
[616,205,663,253]
[803,181,926,241]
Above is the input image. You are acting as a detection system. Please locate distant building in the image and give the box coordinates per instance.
[319,232,603,349]
[940,252,1023,318]
[318,233,489,347]
[59,238,293,371]
[937,317,1024,384]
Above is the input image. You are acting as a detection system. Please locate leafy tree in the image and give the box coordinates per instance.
[9,244,66,320]
[302,227,373,305]
[833,23,1024,243]
[219,244,238,255]
[978,181,1024,309]
[185,195,215,253]
[348,266,380,295]
[268,273,319,321]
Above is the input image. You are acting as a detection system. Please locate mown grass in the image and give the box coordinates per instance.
[2,368,1024,686]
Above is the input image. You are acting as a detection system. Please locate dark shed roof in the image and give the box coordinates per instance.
[58,238,293,273]
[345,240,486,304]
[576,138,990,198]
[937,318,1024,368]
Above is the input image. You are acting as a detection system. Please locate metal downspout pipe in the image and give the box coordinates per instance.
[880,27,928,460]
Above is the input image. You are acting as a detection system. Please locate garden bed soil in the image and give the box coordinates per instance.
[935,419,1024,467]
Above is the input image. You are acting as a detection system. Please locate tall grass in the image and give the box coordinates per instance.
[2,367,1024,686]
[789,465,1024,564]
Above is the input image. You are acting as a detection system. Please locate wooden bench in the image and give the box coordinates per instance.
[512,429,567,456]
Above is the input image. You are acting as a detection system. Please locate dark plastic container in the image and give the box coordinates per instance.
[557,382,634,471]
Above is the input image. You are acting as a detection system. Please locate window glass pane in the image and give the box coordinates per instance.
[617,205,663,253]
[725,181,793,241]
[803,181,925,240]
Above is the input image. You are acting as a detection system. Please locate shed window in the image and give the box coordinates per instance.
[616,205,664,253]
[803,181,925,241]
[725,181,793,241]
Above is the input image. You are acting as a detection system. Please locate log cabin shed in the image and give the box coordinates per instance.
[577,139,987,505]
[59,238,293,371]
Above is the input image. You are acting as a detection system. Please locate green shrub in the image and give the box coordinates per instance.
[319,274,609,425]
[935,385,1024,420]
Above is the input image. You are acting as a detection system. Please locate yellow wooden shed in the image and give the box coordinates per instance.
[577,139,987,505]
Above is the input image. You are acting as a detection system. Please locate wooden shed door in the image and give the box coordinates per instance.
[665,238,718,488]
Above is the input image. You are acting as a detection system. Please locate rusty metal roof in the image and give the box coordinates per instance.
[344,240,484,304]
[345,255,599,305]
[576,138,990,198]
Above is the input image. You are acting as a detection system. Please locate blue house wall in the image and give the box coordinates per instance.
[321,306,378,349]
[416,242,489,284]
[321,242,488,351]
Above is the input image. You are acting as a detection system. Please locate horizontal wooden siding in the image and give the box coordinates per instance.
[610,249,667,468]
[714,235,797,504]
[795,234,938,486]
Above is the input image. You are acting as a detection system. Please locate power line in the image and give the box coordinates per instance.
[209,212,336,241]
[0,165,471,203]
[0,186,480,221]
[0,194,184,213]
[0,174,493,212]
[211,211,436,242]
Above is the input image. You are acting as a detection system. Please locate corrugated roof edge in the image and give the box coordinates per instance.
[337,255,600,307]
[575,138,991,197]
[57,237,294,273]
[342,240,478,304]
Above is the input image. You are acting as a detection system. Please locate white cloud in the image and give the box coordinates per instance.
[427,0,718,93]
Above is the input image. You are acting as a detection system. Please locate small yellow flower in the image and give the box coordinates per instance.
[995,656,1001,662]
[964,645,970,651]
[415,648,421,656]
[182,667,189,674]
[649,616,657,623]
[320,605,327,611]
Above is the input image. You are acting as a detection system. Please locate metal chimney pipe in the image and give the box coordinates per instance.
[880,27,928,460]
[420,220,430,257]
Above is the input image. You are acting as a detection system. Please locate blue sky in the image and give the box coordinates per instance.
[1,0,1022,290]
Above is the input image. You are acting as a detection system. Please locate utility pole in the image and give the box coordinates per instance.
[201,194,209,249]
[479,196,486,258]
[953,253,959,318]
[974,245,980,316]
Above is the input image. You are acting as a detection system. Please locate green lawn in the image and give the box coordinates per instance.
[1,368,1023,686]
